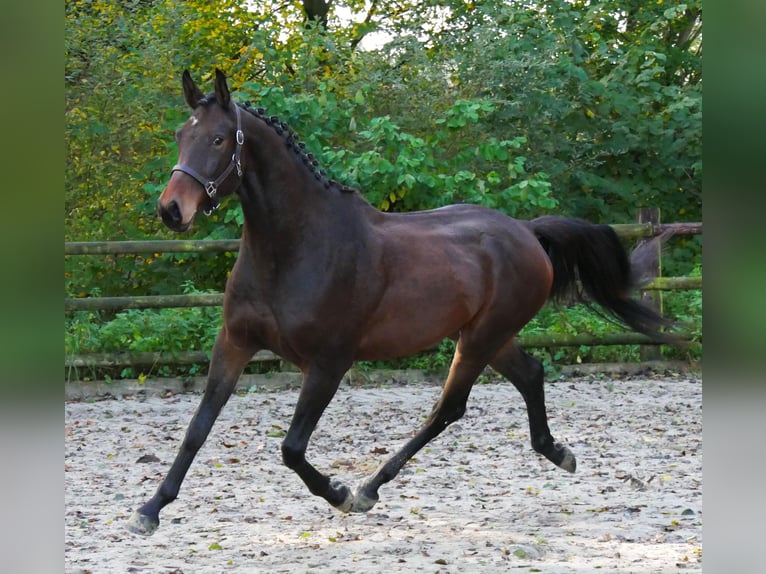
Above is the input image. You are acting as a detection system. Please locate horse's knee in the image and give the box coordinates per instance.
[281,438,305,469]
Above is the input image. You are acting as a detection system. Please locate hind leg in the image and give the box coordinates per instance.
[490,341,576,473]
[343,344,489,512]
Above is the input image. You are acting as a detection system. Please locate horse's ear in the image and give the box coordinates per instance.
[182,70,204,109]
[214,69,231,109]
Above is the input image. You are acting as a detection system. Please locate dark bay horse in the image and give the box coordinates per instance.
[127,70,674,535]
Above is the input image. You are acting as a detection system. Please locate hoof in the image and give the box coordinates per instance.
[330,480,378,513]
[126,511,159,536]
[330,480,355,513]
[347,485,378,513]
[557,446,577,473]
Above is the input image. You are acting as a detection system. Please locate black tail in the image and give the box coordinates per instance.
[528,216,676,343]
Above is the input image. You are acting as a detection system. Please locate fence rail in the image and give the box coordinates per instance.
[64,332,678,370]
[63,276,702,312]
[65,218,702,372]
[63,222,703,256]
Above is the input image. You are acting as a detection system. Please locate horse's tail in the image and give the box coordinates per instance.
[528,216,677,343]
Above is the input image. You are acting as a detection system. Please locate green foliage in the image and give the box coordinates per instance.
[423,0,702,223]
[358,339,457,375]
[518,286,702,370]
[65,0,702,378]
[66,307,218,381]
[65,281,223,380]
[662,264,703,344]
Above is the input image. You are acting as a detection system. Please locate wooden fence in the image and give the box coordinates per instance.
[65,218,701,372]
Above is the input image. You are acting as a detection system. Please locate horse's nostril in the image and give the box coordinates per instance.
[159,199,183,226]
[168,200,182,223]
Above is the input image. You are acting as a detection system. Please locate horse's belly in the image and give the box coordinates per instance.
[354,289,471,361]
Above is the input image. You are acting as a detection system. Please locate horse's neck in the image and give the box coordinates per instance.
[237,156,349,261]
[236,113,375,265]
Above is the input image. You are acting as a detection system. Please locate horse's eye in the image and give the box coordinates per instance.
[213,136,224,146]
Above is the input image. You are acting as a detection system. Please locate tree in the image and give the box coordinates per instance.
[66,0,701,297]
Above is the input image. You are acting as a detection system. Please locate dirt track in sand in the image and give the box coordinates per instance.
[65,373,702,573]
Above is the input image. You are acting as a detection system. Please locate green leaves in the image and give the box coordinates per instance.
[266,424,286,438]
[67,0,701,233]
[437,99,494,129]
[65,0,701,376]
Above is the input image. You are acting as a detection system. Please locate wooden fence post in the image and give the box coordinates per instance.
[637,207,662,361]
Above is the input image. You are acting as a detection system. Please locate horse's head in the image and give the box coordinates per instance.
[157,69,244,232]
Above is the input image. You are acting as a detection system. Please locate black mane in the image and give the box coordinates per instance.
[244,101,357,194]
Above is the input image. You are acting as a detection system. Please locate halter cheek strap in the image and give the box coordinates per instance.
[171,104,244,215]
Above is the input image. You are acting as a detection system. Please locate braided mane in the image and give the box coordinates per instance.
[242,102,357,194]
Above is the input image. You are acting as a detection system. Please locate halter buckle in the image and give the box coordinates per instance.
[205,182,217,198]
[203,197,220,216]
[234,153,243,177]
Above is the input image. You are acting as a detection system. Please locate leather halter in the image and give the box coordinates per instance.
[171,104,244,215]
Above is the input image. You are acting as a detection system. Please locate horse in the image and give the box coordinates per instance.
[127,69,675,536]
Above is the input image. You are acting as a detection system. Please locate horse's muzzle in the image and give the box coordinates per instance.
[157,198,190,232]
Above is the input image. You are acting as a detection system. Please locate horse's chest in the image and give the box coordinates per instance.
[222,282,314,363]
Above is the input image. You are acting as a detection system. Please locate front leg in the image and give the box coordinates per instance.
[280,359,355,509]
[126,330,256,536]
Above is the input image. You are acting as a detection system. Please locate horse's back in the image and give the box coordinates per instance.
[375,204,549,279]
[379,203,536,243]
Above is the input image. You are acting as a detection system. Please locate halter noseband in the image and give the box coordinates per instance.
[171,104,244,216]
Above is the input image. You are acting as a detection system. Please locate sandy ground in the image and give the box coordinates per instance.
[65,372,702,573]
